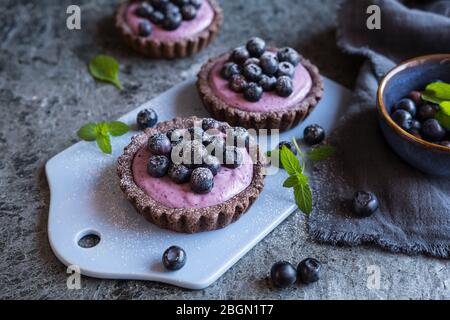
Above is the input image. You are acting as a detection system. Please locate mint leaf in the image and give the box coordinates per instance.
[436,110,450,130]
[426,82,450,100]
[280,146,302,175]
[283,175,299,188]
[96,133,112,154]
[294,182,312,215]
[440,101,450,116]
[89,55,123,90]
[422,93,444,105]
[77,123,98,141]
[307,145,335,161]
[108,121,129,137]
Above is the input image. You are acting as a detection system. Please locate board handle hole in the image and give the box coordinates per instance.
[77,230,101,248]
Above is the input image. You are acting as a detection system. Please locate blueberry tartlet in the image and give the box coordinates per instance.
[117,116,265,233]
[196,38,324,131]
[116,0,223,59]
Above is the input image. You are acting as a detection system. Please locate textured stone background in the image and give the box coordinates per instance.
[1,0,449,300]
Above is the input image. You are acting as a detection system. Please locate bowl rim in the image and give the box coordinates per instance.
[377,53,450,153]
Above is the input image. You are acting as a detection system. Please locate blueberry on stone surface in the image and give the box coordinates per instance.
[149,10,165,24]
[391,110,413,131]
[181,4,197,20]
[190,167,214,194]
[162,246,186,271]
[221,62,241,80]
[277,47,301,66]
[303,124,325,146]
[259,75,277,91]
[416,104,438,122]
[243,57,260,67]
[148,133,172,156]
[190,0,203,9]
[246,37,266,58]
[137,108,158,130]
[162,11,182,30]
[168,163,191,184]
[276,76,294,97]
[244,82,263,102]
[229,74,248,93]
[276,61,295,78]
[138,21,153,37]
[202,118,221,132]
[278,141,298,156]
[270,261,297,288]
[393,98,416,117]
[352,191,379,217]
[223,146,243,169]
[202,155,221,176]
[243,63,263,82]
[231,47,250,65]
[259,52,279,76]
[135,2,154,18]
[147,155,170,177]
[421,119,446,142]
[297,258,322,284]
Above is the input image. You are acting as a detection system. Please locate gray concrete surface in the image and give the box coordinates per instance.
[0,0,448,300]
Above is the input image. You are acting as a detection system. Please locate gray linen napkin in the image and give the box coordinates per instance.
[307,0,450,258]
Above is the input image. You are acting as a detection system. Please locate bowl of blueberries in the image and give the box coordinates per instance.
[377,54,450,176]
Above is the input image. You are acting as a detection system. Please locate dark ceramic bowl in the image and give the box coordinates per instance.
[377,54,450,176]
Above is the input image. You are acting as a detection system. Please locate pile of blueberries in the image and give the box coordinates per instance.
[133,0,203,36]
[220,37,302,102]
[271,258,322,288]
[391,90,450,147]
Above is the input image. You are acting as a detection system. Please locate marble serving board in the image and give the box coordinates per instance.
[46,77,351,289]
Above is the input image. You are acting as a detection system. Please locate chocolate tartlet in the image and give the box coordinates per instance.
[196,38,324,131]
[117,116,265,233]
[116,0,223,59]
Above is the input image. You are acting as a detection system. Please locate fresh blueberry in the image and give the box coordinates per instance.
[259,52,279,76]
[244,82,263,102]
[187,126,205,141]
[231,47,250,65]
[149,10,165,24]
[297,258,322,284]
[408,91,422,105]
[270,261,297,288]
[138,21,153,37]
[278,141,298,156]
[176,140,207,167]
[148,133,172,156]
[276,76,294,97]
[223,146,243,169]
[227,127,250,148]
[162,11,182,30]
[135,2,154,18]
[150,0,170,10]
[243,58,260,67]
[220,62,241,80]
[391,110,413,131]
[259,75,277,91]
[162,246,186,271]
[229,74,248,93]
[190,0,202,9]
[203,135,225,157]
[246,37,266,58]
[417,104,438,122]
[410,119,421,132]
[168,163,191,184]
[421,119,446,142]
[276,61,295,78]
[243,63,263,82]
[409,129,422,139]
[303,124,325,146]
[440,141,450,148]
[166,128,184,145]
[202,118,221,132]
[164,2,180,14]
[181,4,197,20]
[190,167,214,194]
[137,108,158,130]
[202,155,221,176]
[147,155,170,177]
[277,47,301,66]
[393,98,416,117]
[352,191,379,217]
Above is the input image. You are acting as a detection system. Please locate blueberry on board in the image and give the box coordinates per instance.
[303,124,325,146]
[297,258,322,284]
[148,133,172,156]
[421,119,446,142]
[246,37,266,58]
[276,61,295,78]
[393,98,417,117]
[147,155,170,177]
[162,246,186,271]
[168,163,191,184]
[270,261,297,288]
[162,11,182,30]
[244,82,263,102]
[352,191,379,217]
[202,118,221,132]
[190,0,203,9]
[181,4,197,20]
[223,146,243,169]
[190,167,214,194]
[221,62,241,80]
[391,110,413,131]
[276,76,294,97]
[138,21,153,37]
[149,10,165,24]
[166,128,184,145]
[277,47,301,66]
[259,52,279,76]
[259,75,277,91]
[135,2,154,18]
[150,0,170,10]
[202,155,221,176]
[229,74,248,93]
[243,63,263,82]
[416,104,438,122]
[231,47,250,65]
[243,57,260,67]
[137,108,158,130]
[278,141,298,156]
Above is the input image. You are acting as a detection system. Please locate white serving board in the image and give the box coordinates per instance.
[46,77,351,289]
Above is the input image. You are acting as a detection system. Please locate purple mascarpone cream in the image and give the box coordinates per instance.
[208,54,313,113]
[125,1,215,41]
[132,146,254,209]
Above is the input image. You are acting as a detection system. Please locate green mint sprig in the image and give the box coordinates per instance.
[89,55,123,90]
[77,121,129,154]
[421,82,450,130]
